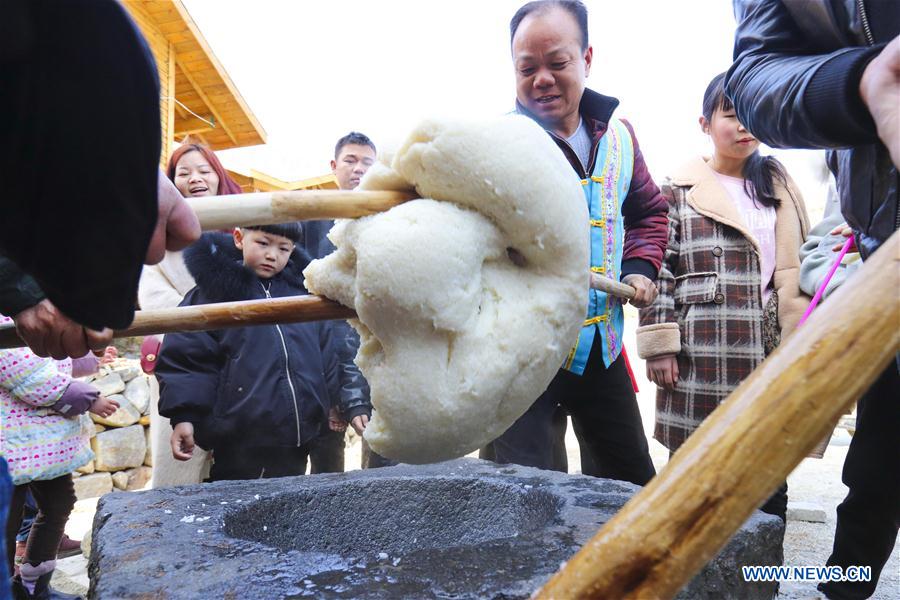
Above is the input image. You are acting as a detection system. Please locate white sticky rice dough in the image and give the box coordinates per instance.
[303,116,589,463]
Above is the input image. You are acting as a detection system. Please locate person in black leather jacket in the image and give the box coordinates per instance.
[726,0,899,259]
[302,131,397,471]
[726,3,899,598]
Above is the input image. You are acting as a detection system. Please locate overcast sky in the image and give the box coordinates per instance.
[181,0,829,216]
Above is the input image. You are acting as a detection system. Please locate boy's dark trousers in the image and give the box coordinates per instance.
[309,430,345,474]
[819,362,900,600]
[482,340,656,486]
[208,445,314,481]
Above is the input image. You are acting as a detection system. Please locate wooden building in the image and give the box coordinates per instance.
[227,170,338,194]
[121,0,266,166]
[122,0,336,191]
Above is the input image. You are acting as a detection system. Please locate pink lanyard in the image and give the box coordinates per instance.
[797,236,855,327]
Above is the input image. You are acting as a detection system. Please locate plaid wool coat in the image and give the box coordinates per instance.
[637,157,810,451]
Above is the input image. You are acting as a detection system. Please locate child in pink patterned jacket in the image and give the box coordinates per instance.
[0,315,118,599]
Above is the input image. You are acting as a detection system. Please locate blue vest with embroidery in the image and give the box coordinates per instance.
[563,119,634,375]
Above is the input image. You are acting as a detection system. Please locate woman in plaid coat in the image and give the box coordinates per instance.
[637,74,810,518]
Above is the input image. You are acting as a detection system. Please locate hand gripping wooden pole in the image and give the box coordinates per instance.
[590,273,635,300]
[106,295,356,337]
[535,230,900,599]
[0,296,356,349]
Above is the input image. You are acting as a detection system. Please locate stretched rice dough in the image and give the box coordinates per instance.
[304,116,589,463]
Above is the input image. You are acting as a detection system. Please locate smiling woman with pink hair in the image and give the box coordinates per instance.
[139,143,242,488]
[139,144,242,310]
[166,143,242,199]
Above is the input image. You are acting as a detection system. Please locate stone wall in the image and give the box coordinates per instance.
[73,359,153,501]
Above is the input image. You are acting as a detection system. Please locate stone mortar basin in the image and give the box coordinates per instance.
[89,458,782,599]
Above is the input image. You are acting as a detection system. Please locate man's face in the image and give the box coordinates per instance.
[331,144,377,190]
[233,228,294,279]
[512,8,592,135]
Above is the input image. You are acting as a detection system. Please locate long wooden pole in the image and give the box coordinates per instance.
[536,231,900,599]
[188,192,633,298]
[0,296,355,349]
[0,189,638,347]
[0,276,636,349]
[189,189,417,230]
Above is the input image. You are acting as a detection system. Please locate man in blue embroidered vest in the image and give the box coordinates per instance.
[482,0,668,486]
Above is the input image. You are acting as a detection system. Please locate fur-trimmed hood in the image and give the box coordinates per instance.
[183,232,311,303]
[158,232,338,450]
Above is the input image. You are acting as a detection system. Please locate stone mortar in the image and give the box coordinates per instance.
[89,458,783,598]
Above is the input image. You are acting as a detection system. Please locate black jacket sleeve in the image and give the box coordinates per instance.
[298,220,371,420]
[0,255,46,317]
[0,0,160,330]
[726,0,881,149]
[333,321,372,422]
[155,292,222,427]
[318,321,342,415]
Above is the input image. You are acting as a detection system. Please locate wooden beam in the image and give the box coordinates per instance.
[164,41,176,165]
[175,57,238,147]
[172,62,189,120]
[535,230,900,599]
[194,131,210,147]
[176,126,215,137]
[287,174,340,190]
[174,115,215,136]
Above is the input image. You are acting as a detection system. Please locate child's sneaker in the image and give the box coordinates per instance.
[13,540,25,577]
[56,534,83,559]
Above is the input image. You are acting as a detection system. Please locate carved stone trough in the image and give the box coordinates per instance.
[89,458,782,598]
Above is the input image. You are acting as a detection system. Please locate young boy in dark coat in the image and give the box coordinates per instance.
[156,224,340,481]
